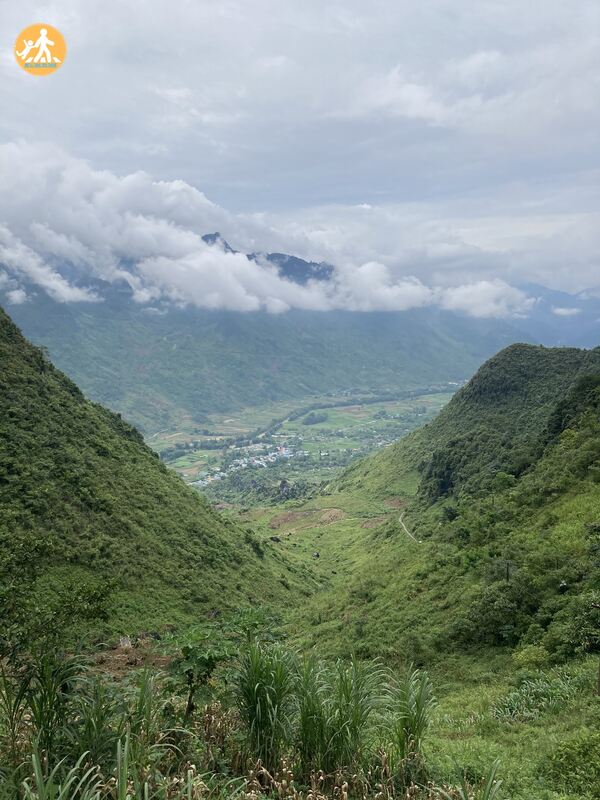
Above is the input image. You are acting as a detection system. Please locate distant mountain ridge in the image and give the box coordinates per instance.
[5,289,527,432]
[513,283,600,348]
[202,232,334,284]
[2,236,599,432]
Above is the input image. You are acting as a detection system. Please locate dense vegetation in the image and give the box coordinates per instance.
[0,630,515,800]
[310,344,600,661]
[2,312,599,799]
[0,309,309,645]
[9,290,524,432]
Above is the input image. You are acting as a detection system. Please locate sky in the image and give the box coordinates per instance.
[0,0,599,315]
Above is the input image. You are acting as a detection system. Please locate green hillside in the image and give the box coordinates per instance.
[1,315,599,799]
[0,308,309,642]
[291,344,600,660]
[8,292,526,432]
[337,343,600,499]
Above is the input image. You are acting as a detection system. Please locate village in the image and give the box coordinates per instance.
[154,388,458,503]
[191,442,306,488]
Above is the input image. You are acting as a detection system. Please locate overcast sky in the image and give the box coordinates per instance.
[1,1,599,314]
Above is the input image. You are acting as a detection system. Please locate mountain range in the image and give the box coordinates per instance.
[4,236,599,434]
[2,302,597,663]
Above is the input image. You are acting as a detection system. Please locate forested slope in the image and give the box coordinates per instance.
[0,308,305,640]
[305,344,600,660]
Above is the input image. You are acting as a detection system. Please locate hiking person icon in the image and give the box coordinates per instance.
[16,40,35,60]
[14,22,66,75]
[33,28,57,63]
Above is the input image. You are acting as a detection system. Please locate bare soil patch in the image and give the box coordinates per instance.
[91,640,172,678]
[319,508,346,524]
[361,514,390,529]
[385,498,408,509]
[269,509,320,529]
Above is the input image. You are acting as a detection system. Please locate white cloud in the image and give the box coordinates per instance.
[552,306,582,317]
[0,142,544,318]
[339,68,447,123]
[0,224,98,303]
[440,280,535,319]
[6,288,28,305]
[0,0,597,305]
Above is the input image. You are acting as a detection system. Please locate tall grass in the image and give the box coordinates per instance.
[27,653,84,769]
[124,670,173,778]
[0,663,31,786]
[234,641,297,772]
[325,657,383,772]
[387,665,436,759]
[296,655,383,777]
[296,654,329,776]
[22,752,101,800]
[491,667,589,722]
[0,642,507,800]
[65,677,124,772]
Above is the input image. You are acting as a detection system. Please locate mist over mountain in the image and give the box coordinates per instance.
[3,228,599,432]
[4,284,526,433]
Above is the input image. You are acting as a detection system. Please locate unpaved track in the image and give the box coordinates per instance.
[399,511,422,543]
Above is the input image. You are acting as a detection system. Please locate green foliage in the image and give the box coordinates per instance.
[27,653,84,765]
[436,760,503,800]
[490,668,591,722]
[545,730,600,799]
[2,641,599,800]
[234,641,297,772]
[312,656,383,773]
[322,343,600,660]
[301,412,328,426]
[387,665,436,780]
[0,308,305,641]
[511,645,550,670]
[233,643,386,778]
[174,633,231,724]
[22,751,102,800]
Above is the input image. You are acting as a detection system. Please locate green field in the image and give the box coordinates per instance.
[152,391,454,493]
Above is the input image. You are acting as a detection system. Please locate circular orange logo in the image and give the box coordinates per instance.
[14,23,66,76]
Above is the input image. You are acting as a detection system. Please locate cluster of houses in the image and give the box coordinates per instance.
[192,444,309,488]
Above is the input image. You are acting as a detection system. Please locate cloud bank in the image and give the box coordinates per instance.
[0,142,537,318]
[1,1,599,308]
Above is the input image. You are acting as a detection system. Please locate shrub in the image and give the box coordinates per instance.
[512,645,550,670]
[491,667,589,723]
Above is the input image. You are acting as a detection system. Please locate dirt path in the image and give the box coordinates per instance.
[399,511,422,543]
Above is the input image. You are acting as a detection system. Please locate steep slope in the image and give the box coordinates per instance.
[296,344,600,660]
[0,308,307,636]
[338,343,600,499]
[7,289,528,433]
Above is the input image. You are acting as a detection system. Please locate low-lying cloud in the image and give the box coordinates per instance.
[0,142,551,318]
